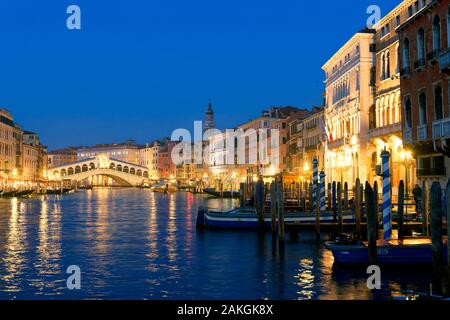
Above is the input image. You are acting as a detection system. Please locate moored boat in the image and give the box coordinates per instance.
[204,188,240,199]
[197,207,355,229]
[326,237,449,265]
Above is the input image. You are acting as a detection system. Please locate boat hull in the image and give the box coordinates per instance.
[201,208,355,230]
[326,239,449,265]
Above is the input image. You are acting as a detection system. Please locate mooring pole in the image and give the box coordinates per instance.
[381,149,392,241]
[320,171,326,212]
[430,182,444,295]
[277,176,285,243]
[312,159,318,211]
[270,180,277,236]
[240,182,245,207]
[327,183,332,211]
[332,181,337,222]
[366,182,378,265]
[256,178,265,229]
[316,181,321,241]
[446,178,450,293]
[337,182,343,233]
[355,178,361,239]
[422,180,429,237]
[344,182,349,209]
[398,180,405,240]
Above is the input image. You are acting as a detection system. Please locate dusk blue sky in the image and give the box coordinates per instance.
[0,0,396,150]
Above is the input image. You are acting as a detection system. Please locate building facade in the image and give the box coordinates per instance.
[369,0,418,195]
[301,107,326,182]
[323,29,376,186]
[76,140,140,165]
[398,0,450,187]
[48,148,78,168]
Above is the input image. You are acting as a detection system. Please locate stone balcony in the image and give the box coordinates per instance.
[369,122,402,139]
[432,117,450,139]
[328,138,346,150]
[440,47,450,74]
[417,124,428,142]
[403,128,413,145]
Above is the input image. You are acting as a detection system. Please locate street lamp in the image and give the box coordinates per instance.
[400,150,413,197]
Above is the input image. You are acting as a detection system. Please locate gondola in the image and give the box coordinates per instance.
[203,188,240,199]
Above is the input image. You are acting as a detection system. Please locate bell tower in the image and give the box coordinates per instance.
[203,100,215,132]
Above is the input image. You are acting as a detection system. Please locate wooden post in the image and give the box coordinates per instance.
[355,178,361,238]
[270,181,277,236]
[277,176,285,243]
[344,182,349,209]
[337,182,343,233]
[255,178,265,229]
[327,183,332,211]
[365,182,378,265]
[374,180,379,232]
[332,181,337,222]
[429,182,444,295]
[315,182,320,241]
[446,178,450,294]
[308,182,313,212]
[398,180,405,240]
[239,182,245,207]
[422,180,429,236]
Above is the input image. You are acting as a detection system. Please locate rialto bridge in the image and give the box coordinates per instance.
[48,154,151,187]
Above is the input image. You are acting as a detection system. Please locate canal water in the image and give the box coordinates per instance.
[0,189,433,300]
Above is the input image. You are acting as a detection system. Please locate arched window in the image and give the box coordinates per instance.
[395,44,400,74]
[402,38,410,69]
[448,7,450,47]
[385,51,391,79]
[82,164,88,172]
[404,98,412,128]
[68,167,74,175]
[381,52,386,80]
[417,28,425,63]
[75,166,81,174]
[435,85,443,120]
[419,93,427,125]
[116,164,122,171]
[433,15,441,52]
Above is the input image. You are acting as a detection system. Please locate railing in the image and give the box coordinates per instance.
[432,118,450,139]
[417,124,428,141]
[414,59,426,69]
[416,167,446,177]
[328,138,344,149]
[369,122,402,139]
[404,128,413,145]
[440,47,450,73]
[400,66,410,77]
[427,49,440,63]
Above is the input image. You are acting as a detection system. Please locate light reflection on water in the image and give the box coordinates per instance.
[0,189,432,300]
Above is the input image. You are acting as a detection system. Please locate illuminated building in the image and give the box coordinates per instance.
[398,0,450,187]
[368,0,418,194]
[322,29,376,185]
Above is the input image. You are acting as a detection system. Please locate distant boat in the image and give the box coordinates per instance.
[0,190,34,198]
[151,181,177,193]
[203,188,240,199]
[45,188,74,195]
[326,237,449,265]
[197,207,355,229]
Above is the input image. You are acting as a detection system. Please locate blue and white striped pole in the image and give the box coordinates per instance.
[312,159,318,210]
[320,171,326,212]
[381,149,392,240]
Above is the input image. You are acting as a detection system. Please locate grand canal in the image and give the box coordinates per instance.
[0,189,433,300]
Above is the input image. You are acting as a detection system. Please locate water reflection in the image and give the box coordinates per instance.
[0,190,434,300]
